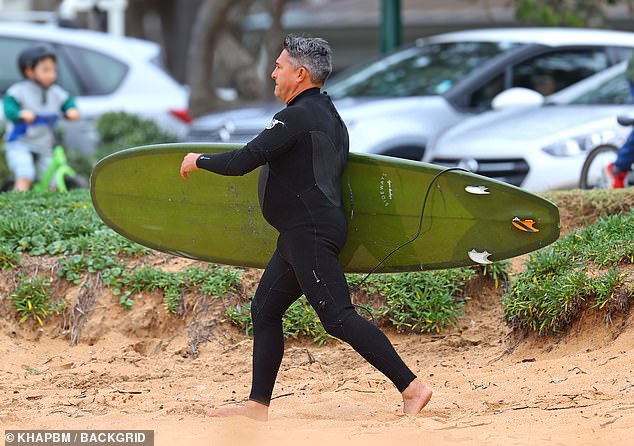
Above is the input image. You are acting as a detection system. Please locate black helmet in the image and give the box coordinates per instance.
[18,43,57,77]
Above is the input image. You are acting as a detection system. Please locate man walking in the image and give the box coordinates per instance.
[180,35,432,421]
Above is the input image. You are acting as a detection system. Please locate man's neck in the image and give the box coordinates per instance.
[285,84,321,104]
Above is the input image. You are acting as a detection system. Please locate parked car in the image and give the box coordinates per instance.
[423,61,632,191]
[0,22,190,153]
[184,27,634,160]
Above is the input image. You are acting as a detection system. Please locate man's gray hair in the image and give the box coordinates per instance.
[283,34,332,85]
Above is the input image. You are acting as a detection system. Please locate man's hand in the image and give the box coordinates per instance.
[19,109,35,124]
[180,152,201,179]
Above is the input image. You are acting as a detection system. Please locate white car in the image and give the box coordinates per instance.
[423,61,632,191]
[186,27,634,161]
[0,22,190,153]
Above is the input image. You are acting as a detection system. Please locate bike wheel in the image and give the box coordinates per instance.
[579,144,619,190]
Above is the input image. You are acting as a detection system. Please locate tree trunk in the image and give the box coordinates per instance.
[126,0,152,39]
[32,0,58,11]
[187,0,236,117]
[263,0,288,99]
[165,0,203,84]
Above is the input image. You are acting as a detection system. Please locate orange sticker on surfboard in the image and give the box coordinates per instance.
[512,217,539,233]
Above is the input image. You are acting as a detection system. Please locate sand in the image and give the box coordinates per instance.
[1,261,632,446]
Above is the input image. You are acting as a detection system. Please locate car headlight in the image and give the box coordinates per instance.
[541,130,616,157]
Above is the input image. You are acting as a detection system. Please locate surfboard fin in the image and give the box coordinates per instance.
[465,185,490,195]
[468,249,493,265]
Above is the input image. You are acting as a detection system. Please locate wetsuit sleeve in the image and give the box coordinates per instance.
[3,95,22,122]
[195,108,304,176]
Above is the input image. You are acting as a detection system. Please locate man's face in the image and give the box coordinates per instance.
[271,50,300,103]
[27,57,57,88]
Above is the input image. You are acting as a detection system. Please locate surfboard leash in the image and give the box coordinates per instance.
[350,166,469,295]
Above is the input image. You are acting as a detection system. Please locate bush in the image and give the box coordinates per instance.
[95,111,177,160]
[370,269,476,334]
[503,210,634,334]
[9,274,66,325]
[0,139,9,186]
[0,243,20,269]
[226,296,331,345]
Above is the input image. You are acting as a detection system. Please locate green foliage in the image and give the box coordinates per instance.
[0,244,20,269]
[0,190,240,313]
[64,149,96,183]
[9,275,65,325]
[226,303,252,335]
[478,261,511,288]
[96,112,177,160]
[371,269,476,333]
[503,210,634,334]
[350,269,475,333]
[0,139,9,185]
[226,296,331,345]
[514,0,616,26]
[100,263,241,313]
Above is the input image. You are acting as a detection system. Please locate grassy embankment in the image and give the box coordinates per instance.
[1,188,632,346]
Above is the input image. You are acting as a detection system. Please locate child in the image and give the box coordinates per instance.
[3,43,80,191]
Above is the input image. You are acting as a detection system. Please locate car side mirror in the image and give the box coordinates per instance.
[491,87,545,110]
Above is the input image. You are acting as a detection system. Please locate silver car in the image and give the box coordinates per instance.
[185,27,634,161]
[423,61,632,191]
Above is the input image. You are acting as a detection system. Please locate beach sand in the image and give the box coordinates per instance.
[1,260,632,446]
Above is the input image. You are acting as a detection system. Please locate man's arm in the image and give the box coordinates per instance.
[184,108,302,177]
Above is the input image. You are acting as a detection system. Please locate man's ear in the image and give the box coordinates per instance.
[296,66,308,83]
[24,67,34,79]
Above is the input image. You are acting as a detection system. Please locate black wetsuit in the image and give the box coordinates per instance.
[196,87,416,405]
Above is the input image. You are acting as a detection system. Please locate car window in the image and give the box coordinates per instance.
[0,36,81,96]
[0,37,31,94]
[511,50,609,96]
[469,74,505,109]
[64,45,128,96]
[568,71,632,105]
[326,41,520,99]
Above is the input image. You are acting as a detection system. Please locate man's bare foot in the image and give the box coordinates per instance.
[207,400,269,421]
[401,378,433,415]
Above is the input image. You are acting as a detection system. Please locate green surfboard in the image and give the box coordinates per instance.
[90,143,559,273]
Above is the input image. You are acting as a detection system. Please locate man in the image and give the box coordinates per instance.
[180,35,432,421]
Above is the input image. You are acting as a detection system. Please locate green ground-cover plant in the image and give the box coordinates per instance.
[226,266,485,344]
[504,210,634,335]
[226,296,331,345]
[97,263,241,313]
[3,187,633,344]
[96,111,177,160]
[0,190,241,314]
[0,244,20,269]
[0,139,9,185]
[8,274,66,325]
[358,269,477,334]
